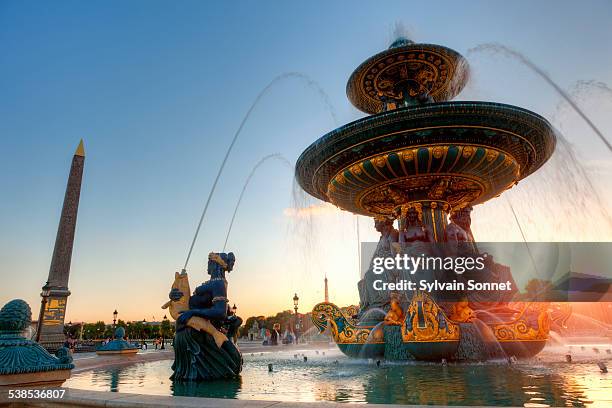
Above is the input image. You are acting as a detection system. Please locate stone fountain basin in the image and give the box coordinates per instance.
[296,101,556,217]
[0,369,71,388]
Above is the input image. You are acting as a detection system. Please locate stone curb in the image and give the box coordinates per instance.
[0,388,520,408]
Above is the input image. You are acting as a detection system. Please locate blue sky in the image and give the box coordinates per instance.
[1,1,611,321]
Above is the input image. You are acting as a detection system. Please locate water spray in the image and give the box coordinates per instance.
[181,72,337,272]
[468,43,612,153]
[222,153,293,251]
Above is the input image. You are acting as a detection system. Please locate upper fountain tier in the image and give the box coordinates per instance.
[347,37,469,113]
[296,39,556,218]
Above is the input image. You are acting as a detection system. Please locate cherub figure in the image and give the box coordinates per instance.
[384,296,405,326]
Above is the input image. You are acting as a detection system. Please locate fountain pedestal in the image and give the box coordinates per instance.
[383,326,414,360]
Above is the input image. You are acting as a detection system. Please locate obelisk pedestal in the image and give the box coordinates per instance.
[36,140,85,351]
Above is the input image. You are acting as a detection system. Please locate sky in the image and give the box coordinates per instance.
[1,1,611,323]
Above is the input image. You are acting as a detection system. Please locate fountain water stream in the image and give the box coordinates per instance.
[468,43,612,153]
[468,43,612,242]
[222,153,293,251]
[182,72,338,271]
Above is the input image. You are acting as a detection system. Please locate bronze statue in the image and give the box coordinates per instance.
[398,206,432,244]
[165,252,243,381]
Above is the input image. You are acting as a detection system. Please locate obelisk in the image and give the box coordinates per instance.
[324,275,329,302]
[36,140,85,350]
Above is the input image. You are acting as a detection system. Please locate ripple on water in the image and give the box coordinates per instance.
[64,349,612,406]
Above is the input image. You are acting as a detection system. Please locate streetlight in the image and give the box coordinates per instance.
[232,304,237,315]
[113,309,118,328]
[293,293,299,344]
[161,315,168,350]
[35,283,51,342]
[141,318,147,348]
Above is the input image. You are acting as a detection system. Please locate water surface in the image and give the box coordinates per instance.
[65,347,612,407]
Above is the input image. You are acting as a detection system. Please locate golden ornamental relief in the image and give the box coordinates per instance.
[432,146,446,159]
[401,149,415,161]
[324,144,520,217]
[335,173,346,185]
[490,302,550,342]
[462,146,475,158]
[402,291,460,342]
[486,149,499,162]
[367,59,441,101]
[428,177,451,200]
[395,202,424,221]
[356,175,484,217]
[311,302,379,345]
[374,156,387,168]
[341,305,361,325]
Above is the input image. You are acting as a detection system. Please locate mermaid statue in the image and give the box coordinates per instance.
[163,252,243,381]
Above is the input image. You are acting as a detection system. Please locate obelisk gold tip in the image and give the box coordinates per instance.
[74,139,85,157]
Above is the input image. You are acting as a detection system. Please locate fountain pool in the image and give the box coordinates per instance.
[64,346,611,406]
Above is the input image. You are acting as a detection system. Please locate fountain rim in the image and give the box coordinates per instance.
[295,100,557,203]
[347,42,470,114]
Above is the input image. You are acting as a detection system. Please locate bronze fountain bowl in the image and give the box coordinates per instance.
[295,101,556,217]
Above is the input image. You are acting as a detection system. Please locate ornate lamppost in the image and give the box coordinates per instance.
[161,315,168,350]
[35,284,51,342]
[232,304,237,315]
[293,293,299,344]
[113,309,118,328]
[142,318,147,347]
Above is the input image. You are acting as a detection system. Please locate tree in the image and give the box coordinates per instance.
[83,321,106,340]
[130,322,144,339]
[240,316,258,338]
[103,325,114,338]
[265,310,294,332]
[63,323,81,339]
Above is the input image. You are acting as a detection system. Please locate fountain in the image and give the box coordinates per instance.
[296,37,557,361]
[95,326,139,355]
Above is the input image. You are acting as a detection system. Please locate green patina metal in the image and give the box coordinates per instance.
[96,326,139,353]
[0,299,74,376]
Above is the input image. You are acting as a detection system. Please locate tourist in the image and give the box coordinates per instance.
[283,328,292,344]
[264,328,271,345]
[271,323,280,346]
